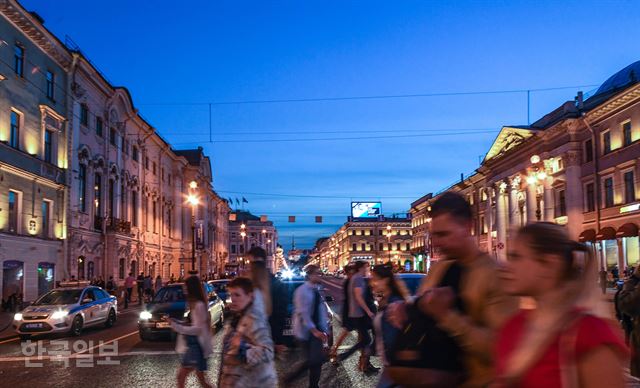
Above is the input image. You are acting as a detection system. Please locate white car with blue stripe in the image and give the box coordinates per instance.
[13,281,117,340]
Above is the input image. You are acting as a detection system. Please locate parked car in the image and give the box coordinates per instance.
[13,281,117,340]
[207,279,230,305]
[138,282,224,341]
[279,279,334,348]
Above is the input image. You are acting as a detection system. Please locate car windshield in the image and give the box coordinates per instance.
[33,289,82,306]
[153,287,184,303]
[401,276,424,296]
[211,282,227,293]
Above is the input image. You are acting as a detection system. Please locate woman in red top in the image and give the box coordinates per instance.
[495,222,627,388]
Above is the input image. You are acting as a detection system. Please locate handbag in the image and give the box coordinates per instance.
[386,261,466,387]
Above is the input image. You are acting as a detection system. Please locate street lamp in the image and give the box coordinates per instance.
[187,180,199,274]
[386,225,392,263]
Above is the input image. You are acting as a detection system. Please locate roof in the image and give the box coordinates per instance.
[231,210,261,222]
[174,147,204,166]
[584,60,640,109]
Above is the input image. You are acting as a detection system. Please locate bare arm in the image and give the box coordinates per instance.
[354,287,373,318]
[578,346,625,388]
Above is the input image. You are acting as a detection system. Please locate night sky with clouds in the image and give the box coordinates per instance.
[23,0,640,249]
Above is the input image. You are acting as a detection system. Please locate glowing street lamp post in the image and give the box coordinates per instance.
[187,180,199,274]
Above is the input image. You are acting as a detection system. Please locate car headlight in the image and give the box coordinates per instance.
[183,311,189,318]
[14,313,23,321]
[139,311,152,320]
[51,310,68,319]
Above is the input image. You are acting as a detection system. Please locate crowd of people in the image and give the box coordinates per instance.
[164,191,632,387]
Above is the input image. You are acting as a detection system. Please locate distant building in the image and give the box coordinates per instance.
[228,211,278,273]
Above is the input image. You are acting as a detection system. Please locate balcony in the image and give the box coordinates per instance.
[107,218,132,235]
[0,141,65,184]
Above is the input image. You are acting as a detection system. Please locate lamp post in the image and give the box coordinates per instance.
[386,225,392,263]
[526,155,552,222]
[240,223,246,270]
[187,180,199,274]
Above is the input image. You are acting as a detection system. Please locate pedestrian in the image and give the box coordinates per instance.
[155,275,163,294]
[219,277,277,388]
[284,265,329,388]
[144,275,153,301]
[247,247,289,354]
[106,276,116,296]
[329,263,357,363]
[337,260,378,373]
[124,272,135,309]
[171,276,214,388]
[387,192,517,387]
[495,222,627,387]
[616,264,640,376]
[370,263,410,388]
[599,268,608,294]
[136,272,144,304]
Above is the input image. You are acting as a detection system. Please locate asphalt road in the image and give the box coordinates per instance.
[0,276,381,388]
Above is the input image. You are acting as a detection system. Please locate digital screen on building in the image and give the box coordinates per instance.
[351,202,382,218]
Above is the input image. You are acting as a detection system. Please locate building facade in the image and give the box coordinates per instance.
[0,2,71,303]
[317,215,414,273]
[411,61,640,273]
[228,211,278,273]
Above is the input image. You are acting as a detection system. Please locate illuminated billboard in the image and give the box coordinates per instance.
[351,202,382,218]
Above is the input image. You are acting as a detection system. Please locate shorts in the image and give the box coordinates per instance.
[181,335,208,371]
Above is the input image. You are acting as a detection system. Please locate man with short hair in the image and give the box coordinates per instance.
[389,192,516,387]
[285,265,328,388]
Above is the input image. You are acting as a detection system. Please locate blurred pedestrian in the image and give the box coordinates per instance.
[171,276,213,388]
[136,272,144,304]
[106,276,116,296]
[144,274,153,302]
[387,192,516,387]
[617,265,640,376]
[370,263,409,388]
[329,263,357,363]
[155,275,163,294]
[284,265,329,388]
[495,222,627,387]
[219,277,277,388]
[599,268,608,294]
[124,272,135,309]
[247,247,288,354]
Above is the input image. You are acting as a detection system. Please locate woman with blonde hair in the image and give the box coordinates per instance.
[495,222,627,387]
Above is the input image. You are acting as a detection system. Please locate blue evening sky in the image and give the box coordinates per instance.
[24,0,640,249]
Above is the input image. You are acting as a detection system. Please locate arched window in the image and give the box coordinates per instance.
[119,258,125,279]
[77,256,85,279]
[87,261,95,280]
[130,260,137,276]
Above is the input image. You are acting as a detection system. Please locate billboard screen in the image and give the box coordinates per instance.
[351,202,382,218]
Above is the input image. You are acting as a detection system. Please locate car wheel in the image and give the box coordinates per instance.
[70,315,83,336]
[104,309,116,328]
[19,334,31,342]
[139,329,149,341]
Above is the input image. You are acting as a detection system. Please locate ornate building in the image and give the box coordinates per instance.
[228,211,278,273]
[411,61,640,272]
[0,1,71,303]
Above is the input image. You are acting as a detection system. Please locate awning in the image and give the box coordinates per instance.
[617,223,639,238]
[579,229,596,243]
[596,227,617,241]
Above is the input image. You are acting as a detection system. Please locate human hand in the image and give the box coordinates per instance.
[311,328,327,342]
[419,287,454,321]
[387,301,408,329]
[230,333,243,349]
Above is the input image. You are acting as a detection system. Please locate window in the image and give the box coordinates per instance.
[239,245,244,254]
[144,156,149,170]
[168,174,171,185]
[46,71,54,100]
[80,104,88,127]
[123,139,129,155]
[78,164,87,212]
[144,199,149,231]
[584,139,593,163]
[132,146,139,162]
[604,177,614,207]
[624,171,636,204]
[558,190,567,217]
[603,131,611,154]
[231,245,236,254]
[479,215,487,234]
[41,201,50,238]
[352,243,356,251]
[152,200,157,232]
[10,110,20,149]
[167,207,172,237]
[119,259,125,280]
[14,44,24,76]
[361,243,366,251]
[131,191,138,226]
[379,243,384,251]
[623,121,633,147]
[44,129,53,163]
[8,191,18,233]
[110,128,117,146]
[585,183,595,212]
[96,117,103,137]
[94,173,102,216]
[152,162,156,175]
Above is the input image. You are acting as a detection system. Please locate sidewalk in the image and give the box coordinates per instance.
[0,310,16,341]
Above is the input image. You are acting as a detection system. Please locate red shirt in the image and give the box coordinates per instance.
[495,310,627,388]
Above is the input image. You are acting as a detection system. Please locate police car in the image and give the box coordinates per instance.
[13,281,117,340]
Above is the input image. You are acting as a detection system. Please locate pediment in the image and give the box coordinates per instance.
[483,126,537,162]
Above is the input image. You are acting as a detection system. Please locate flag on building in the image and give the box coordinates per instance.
[288,216,296,223]
[315,216,322,223]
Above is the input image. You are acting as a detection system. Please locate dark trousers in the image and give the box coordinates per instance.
[284,337,325,388]
[137,287,143,304]
[125,288,133,308]
[338,316,373,361]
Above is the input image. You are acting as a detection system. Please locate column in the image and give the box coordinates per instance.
[617,238,626,273]
[485,186,493,252]
[526,180,537,224]
[564,151,584,239]
[496,182,508,261]
[509,179,518,228]
[543,179,554,221]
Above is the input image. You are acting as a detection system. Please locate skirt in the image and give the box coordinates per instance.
[181,335,208,371]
